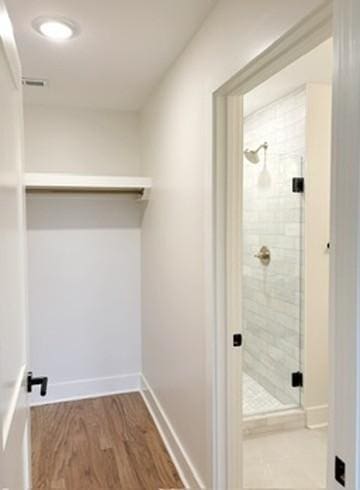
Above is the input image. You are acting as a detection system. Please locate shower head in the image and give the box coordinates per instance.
[244,149,261,164]
[244,142,268,164]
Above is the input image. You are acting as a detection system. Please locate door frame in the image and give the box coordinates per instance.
[212,3,334,488]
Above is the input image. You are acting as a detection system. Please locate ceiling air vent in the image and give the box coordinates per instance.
[22,77,48,88]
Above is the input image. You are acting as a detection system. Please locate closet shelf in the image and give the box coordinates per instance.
[25,173,152,199]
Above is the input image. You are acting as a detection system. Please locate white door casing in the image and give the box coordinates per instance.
[0,2,30,489]
[212,3,333,489]
[330,0,360,487]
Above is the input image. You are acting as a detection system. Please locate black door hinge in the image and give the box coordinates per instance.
[292,177,304,193]
[233,334,242,347]
[291,371,303,388]
[335,456,346,487]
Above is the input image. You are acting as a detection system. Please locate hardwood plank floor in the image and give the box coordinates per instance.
[31,393,184,489]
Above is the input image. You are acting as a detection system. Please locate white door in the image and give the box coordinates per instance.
[0,2,30,489]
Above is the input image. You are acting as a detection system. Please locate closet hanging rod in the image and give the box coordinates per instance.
[24,173,152,200]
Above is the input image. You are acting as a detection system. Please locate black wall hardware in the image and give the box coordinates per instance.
[27,371,48,397]
[292,177,305,193]
[291,371,303,388]
[233,334,243,347]
[327,242,331,250]
[335,456,346,487]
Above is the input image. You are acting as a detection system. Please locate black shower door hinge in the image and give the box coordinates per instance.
[233,334,242,347]
[291,371,303,388]
[335,456,346,487]
[292,177,305,193]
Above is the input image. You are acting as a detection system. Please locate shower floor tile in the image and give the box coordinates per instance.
[243,373,295,416]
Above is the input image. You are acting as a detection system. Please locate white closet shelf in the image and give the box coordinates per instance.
[25,173,152,199]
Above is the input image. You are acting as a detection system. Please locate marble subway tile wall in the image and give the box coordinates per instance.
[243,87,305,407]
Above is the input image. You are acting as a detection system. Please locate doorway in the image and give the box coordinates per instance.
[212,4,334,488]
[242,39,332,488]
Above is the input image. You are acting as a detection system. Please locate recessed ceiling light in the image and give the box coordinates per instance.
[32,17,79,41]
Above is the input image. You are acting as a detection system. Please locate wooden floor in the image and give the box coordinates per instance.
[31,393,184,489]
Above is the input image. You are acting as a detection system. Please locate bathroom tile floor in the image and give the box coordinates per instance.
[244,373,295,416]
[244,427,327,489]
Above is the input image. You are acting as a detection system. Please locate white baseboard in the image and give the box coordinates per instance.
[30,373,140,406]
[140,375,205,490]
[306,404,328,429]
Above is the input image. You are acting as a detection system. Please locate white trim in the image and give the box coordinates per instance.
[215,3,332,97]
[22,421,31,490]
[225,95,243,488]
[306,404,328,429]
[30,373,140,406]
[212,93,244,490]
[2,364,26,450]
[212,94,228,489]
[140,375,205,490]
[212,4,333,489]
[330,0,360,487]
[0,0,22,88]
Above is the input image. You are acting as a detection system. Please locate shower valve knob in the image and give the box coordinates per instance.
[254,246,271,265]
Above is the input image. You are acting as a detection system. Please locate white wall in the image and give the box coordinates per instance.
[25,107,143,404]
[304,82,332,427]
[24,105,140,175]
[140,0,324,486]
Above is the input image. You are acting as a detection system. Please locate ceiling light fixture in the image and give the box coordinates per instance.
[32,17,79,41]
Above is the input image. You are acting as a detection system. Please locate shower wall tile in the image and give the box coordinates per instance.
[243,87,305,406]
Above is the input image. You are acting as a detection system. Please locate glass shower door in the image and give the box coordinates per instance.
[242,152,304,416]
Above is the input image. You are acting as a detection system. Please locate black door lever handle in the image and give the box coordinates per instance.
[27,371,48,397]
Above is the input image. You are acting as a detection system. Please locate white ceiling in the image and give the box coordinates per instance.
[7,0,217,110]
[244,38,333,116]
